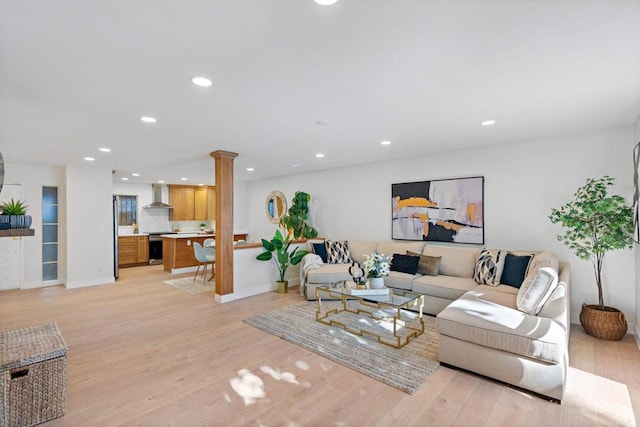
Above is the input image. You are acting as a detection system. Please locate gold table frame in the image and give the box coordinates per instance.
[315,286,424,349]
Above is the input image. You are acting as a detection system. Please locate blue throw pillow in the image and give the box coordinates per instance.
[390,253,420,275]
[312,242,328,263]
[501,253,533,288]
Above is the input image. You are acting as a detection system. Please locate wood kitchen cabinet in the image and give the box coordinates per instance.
[169,185,216,221]
[118,235,149,267]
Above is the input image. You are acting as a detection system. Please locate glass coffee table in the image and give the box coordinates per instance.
[315,285,424,349]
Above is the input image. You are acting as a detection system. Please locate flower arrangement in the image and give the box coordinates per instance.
[362,251,391,278]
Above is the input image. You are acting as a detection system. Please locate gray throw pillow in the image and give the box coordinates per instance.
[406,251,441,276]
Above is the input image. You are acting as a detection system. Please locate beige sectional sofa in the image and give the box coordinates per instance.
[301,240,570,402]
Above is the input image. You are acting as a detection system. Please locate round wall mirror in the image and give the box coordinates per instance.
[265,191,287,224]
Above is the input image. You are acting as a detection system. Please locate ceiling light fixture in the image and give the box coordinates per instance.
[291,163,300,168]
[314,0,339,5]
[131,173,140,177]
[315,153,325,158]
[380,140,392,145]
[191,76,212,87]
[316,120,330,126]
[180,177,188,181]
[121,177,128,181]
[84,157,95,161]
[246,167,255,172]
[198,183,204,186]
[140,116,157,123]
[158,180,165,183]
[99,147,111,152]
[481,120,496,126]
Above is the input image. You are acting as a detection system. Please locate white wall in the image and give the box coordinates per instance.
[65,165,114,288]
[246,126,637,326]
[634,114,640,343]
[1,161,65,288]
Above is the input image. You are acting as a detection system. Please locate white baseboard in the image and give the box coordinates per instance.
[635,325,640,350]
[22,280,63,289]
[66,277,115,289]
[215,278,302,303]
[170,266,199,275]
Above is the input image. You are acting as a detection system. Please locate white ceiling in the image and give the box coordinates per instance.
[1,1,639,185]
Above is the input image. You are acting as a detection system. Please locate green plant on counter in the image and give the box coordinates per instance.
[1,198,28,215]
[256,226,309,282]
[281,191,318,239]
[549,176,633,310]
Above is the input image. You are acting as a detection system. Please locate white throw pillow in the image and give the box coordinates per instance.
[516,267,559,315]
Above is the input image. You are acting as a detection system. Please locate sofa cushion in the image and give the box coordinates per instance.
[407,250,441,276]
[390,253,420,274]
[473,249,505,286]
[325,240,352,264]
[437,289,566,364]
[501,253,533,288]
[517,267,559,315]
[348,241,379,265]
[384,271,415,290]
[311,242,328,263]
[412,275,477,300]
[422,245,480,278]
[306,263,351,284]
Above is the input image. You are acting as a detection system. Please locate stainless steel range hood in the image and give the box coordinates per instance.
[143,184,173,209]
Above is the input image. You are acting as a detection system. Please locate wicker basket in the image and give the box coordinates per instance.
[0,323,68,426]
[579,303,627,341]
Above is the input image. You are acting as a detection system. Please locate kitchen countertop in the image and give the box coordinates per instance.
[161,233,214,239]
[119,233,149,236]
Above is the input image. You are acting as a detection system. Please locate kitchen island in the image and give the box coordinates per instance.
[162,233,248,274]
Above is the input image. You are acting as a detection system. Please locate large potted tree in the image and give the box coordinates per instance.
[281,191,318,239]
[549,176,634,340]
[256,225,308,293]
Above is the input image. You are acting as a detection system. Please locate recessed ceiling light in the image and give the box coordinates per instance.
[158,180,165,183]
[315,153,325,158]
[380,140,392,145]
[131,173,140,177]
[481,120,496,126]
[291,163,300,168]
[121,177,128,181]
[180,177,188,181]
[246,167,255,172]
[191,76,212,87]
[316,120,330,126]
[314,0,339,5]
[140,116,157,123]
[198,183,204,186]
[99,147,111,152]
[84,157,95,161]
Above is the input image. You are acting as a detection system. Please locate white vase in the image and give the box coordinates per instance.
[369,277,385,289]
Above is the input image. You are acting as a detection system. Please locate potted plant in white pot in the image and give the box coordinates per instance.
[549,176,633,340]
[256,225,308,293]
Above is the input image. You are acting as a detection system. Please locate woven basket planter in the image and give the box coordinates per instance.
[579,303,627,341]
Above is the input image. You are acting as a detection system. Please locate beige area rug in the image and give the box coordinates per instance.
[244,301,439,394]
[163,277,214,294]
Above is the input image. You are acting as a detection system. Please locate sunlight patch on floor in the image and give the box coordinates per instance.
[229,362,313,406]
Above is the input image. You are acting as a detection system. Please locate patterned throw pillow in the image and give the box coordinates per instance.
[325,240,352,264]
[473,249,505,286]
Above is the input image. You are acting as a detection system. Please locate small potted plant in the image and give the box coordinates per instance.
[0,198,32,229]
[549,176,633,340]
[200,223,206,232]
[256,225,309,293]
[362,251,391,289]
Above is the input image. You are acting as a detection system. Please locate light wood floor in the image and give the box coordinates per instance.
[1,265,639,426]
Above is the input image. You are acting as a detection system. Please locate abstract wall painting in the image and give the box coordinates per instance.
[392,176,484,244]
